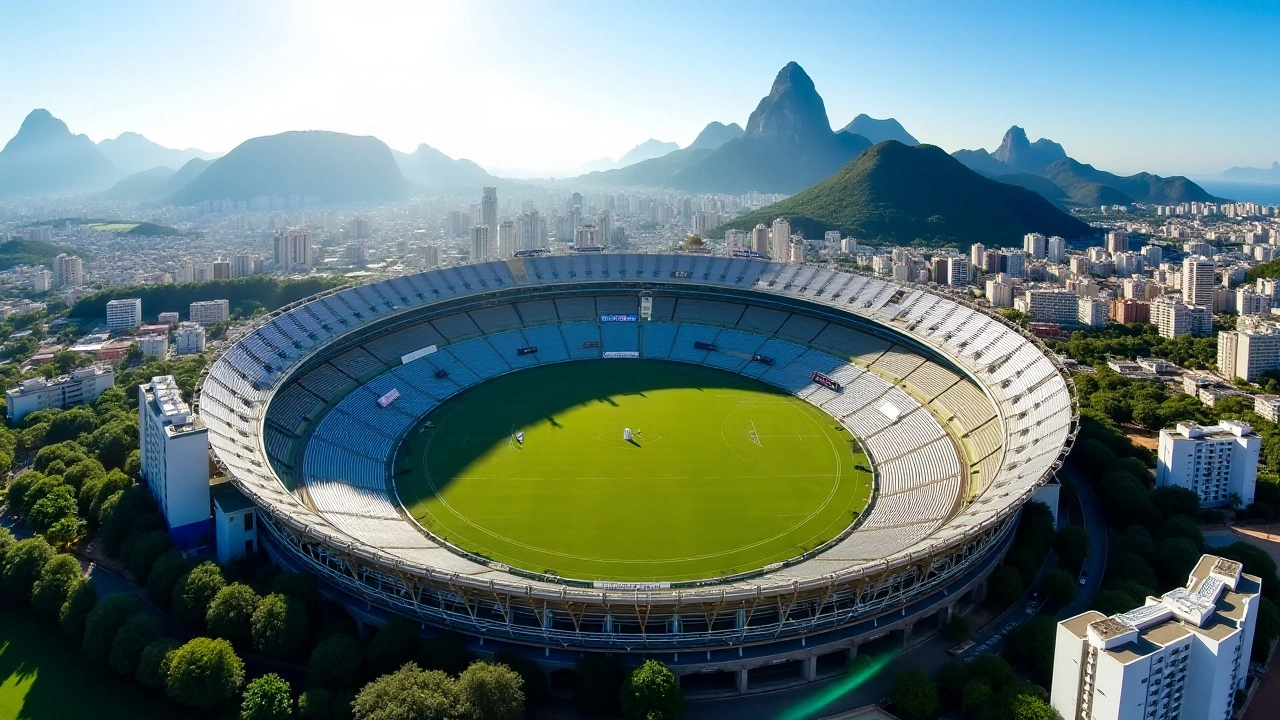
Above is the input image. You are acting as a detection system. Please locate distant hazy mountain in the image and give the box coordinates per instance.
[392,143,495,189]
[572,63,873,193]
[720,141,1092,248]
[840,114,918,146]
[616,139,680,168]
[169,131,409,205]
[1222,161,1280,183]
[96,132,216,176]
[686,122,744,151]
[0,109,119,197]
[666,63,872,194]
[102,157,211,201]
[953,126,1219,205]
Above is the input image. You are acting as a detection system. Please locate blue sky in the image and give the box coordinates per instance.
[1,0,1277,176]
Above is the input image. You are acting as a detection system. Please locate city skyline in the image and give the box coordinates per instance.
[3,0,1280,177]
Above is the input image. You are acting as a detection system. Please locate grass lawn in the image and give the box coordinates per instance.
[0,602,180,720]
[394,359,874,582]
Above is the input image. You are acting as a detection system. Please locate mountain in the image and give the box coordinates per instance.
[170,131,409,205]
[952,125,1219,205]
[392,143,494,189]
[101,157,211,202]
[994,172,1071,207]
[720,141,1092,248]
[616,139,680,167]
[96,132,216,176]
[0,109,119,197]
[573,62,873,193]
[840,114,917,146]
[1222,162,1280,183]
[990,126,1066,173]
[686,122,743,151]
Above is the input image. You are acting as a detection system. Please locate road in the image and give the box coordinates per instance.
[686,466,1108,720]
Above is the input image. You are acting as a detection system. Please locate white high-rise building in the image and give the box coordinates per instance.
[52,253,83,289]
[470,225,491,261]
[273,228,312,271]
[1151,296,1211,338]
[946,256,970,286]
[751,224,770,255]
[5,364,114,422]
[1104,230,1130,254]
[106,298,142,330]
[175,258,194,284]
[232,253,254,278]
[1052,555,1259,720]
[970,243,986,269]
[1078,297,1108,327]
[496,220,516,258]
[139,375,212,550]
[189,299,230,326]
[1023,232,1047,259]
[788,239,805,264]
[1157,421,1259,507]
[725,229,748,253]
[573,224,599,248]
[985,274,1014,308]
[1025,289,1080,326]
[770,218,791,260]
[1181,256,1216,307]
[174,322,206,356]
[481,186,498,234]
[1140,244,1164,267]
[1046,235,1066,263]
[1218,318,1280,381]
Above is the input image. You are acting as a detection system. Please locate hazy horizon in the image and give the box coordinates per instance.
[3,0,1280,178]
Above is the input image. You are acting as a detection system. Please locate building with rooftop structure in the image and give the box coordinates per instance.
[5,364,114,421]
[1156,421,1259,507]
[106,297,142,331]
[138,375,212,550]
[1051,554,1259,720]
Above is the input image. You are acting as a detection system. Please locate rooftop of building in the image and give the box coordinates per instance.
[7,363,112,394]
[1069,553,1259,663]
[1163,420,1256,440]
[212,483,255,515]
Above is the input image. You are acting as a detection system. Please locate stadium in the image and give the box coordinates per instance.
[196,253,1077,692]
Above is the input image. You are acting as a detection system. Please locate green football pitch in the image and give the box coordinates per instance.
[393,359,874,582]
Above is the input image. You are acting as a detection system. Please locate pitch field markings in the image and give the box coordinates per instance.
[394,359,874,582]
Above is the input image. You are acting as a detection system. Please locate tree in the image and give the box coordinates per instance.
[136,637,180,689]
[242,673,293,720]
[82,592,141,661]
[252,592,310,660]
[1042,570,1077,607]
[58,577,98,637]
[1009,692,1059,720]
[418,632,471,675]
[987,565,1025,608]
[45,514,87,548]
[126,530,173,583]
[489,651,551,713]
[352,664,457,720]
[297,687,334,720]
[621,660,681,720]
[26,484,78,533]
[148,549,188,606]
[1153,538,1202,589]
[367,617,423,677]
[573,654,626,716]
[1004,617,1057,686]
[309,634,363,691]
[166,637,246,709]
[30,553,82,618]
[207,583,261,649]
[173,561,226,627]
[894,666,940,720]
[961,680,992,718]
[1053,526,1090,573]
[1152,486,1201,519]
[109,612,161,677]
[2,536,55,598]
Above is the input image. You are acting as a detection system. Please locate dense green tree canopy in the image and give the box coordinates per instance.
[166,637,245,709]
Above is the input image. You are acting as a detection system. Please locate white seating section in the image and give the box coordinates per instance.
[202,256,1072,595]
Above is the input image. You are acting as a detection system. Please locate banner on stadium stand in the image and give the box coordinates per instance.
[594,581,671,590]
[401,344,438,364]
[599,314,638,322]
[602,351,640,358]
[377,388,400,407]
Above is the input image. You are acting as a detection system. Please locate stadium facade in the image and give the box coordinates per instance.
[197,254,1077,692]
